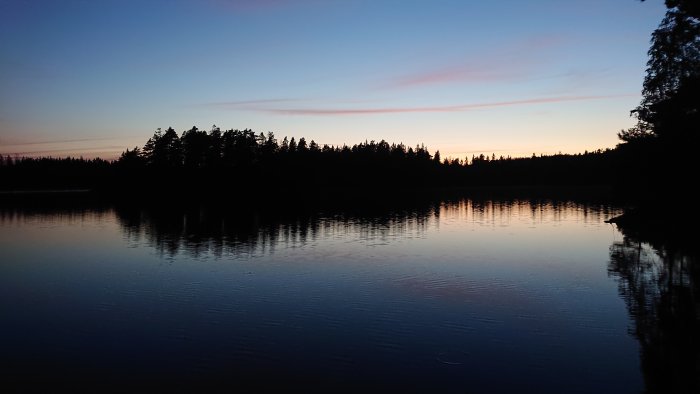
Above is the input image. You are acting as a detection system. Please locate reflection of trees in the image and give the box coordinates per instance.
[440,197,615,227]
[608,227,699,394]
[114,198,617,259]
[113,201,441,258]
[0,194,110,224]
[117,205,305,258]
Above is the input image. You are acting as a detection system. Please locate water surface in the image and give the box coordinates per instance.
[0,198,662,392]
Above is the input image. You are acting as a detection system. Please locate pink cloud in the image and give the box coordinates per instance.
[1,146,125,158]
[0,137,116,147]
[382,35,568,89]
[251,94,636,116]
[387,65,520,89]
[0,137,130,160]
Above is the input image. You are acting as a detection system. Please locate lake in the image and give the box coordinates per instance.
[0,196,694,392]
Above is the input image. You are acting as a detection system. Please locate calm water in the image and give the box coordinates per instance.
[0,198,691,392]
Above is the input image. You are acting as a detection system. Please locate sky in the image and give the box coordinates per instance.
[0,0,667,160]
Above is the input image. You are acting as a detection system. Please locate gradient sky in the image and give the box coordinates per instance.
[0,0,666,160]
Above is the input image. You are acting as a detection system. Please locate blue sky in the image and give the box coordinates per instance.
[0,0,666,159]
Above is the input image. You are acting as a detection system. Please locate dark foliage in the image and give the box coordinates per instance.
[0,127,621,197]
[642,0,700,20]
[614,1,699,205]
[625,6,700,142]
[0,156,111,191]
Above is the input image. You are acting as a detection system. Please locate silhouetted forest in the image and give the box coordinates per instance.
[0,129,619,197]
[617,1,698,200]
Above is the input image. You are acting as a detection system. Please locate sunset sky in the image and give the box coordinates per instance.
[0,0,666,160]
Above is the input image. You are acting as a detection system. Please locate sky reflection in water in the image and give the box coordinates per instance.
[0,199,645,392]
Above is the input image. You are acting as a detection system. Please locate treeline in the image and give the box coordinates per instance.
[614,1,699,206]
[0,156,111,191]
[0,125,620,196]
[116,126,433,170]
[113,126,442,192]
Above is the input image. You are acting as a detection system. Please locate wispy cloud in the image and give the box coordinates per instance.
[0,146,125,157]
[0,137,118,147]
[386,65,520,89]
[381,35,567,89]
[0,137,131,160]
[250,94,636,116]
[201,97,387,109]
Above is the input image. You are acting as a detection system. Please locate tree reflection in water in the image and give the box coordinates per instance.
[112,198,615,260]
[114,201,441,259]
[608,224,699,394]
